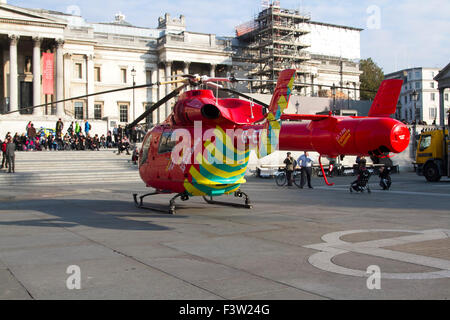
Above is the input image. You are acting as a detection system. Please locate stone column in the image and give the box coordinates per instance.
[55,39,65,117]
[184,61,190,75]
[437,88,445,127]
[32,37,42,115]
[9,35,19,113]
[165,60,172,117]
[63,53,72,117]
[210,64,216,78]
[156,66,161,123]
[86,54,95,119]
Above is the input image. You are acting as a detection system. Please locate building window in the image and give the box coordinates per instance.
[430,82,435,89]
[445,93,449,101]
[119,104,128,123]
[121,68,127,83]
[431,93,435,101]
[75,63,82,79]
[415,71,420,79]
[415,82,421,89]
[94,103,102,120]
[94,67,101,82]
[429,107,437,119]
[74,101,84,119]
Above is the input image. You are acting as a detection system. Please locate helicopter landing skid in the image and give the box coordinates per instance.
[202,190,252,209]
[133,192,189,214]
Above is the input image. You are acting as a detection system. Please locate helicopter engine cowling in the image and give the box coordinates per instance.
[173,90,221,123]
[173,89,264,125]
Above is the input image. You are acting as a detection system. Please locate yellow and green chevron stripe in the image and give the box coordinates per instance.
[183,126,249,197]
[257,69,296,158]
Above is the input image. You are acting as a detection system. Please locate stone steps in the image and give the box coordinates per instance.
[0,149,142,186]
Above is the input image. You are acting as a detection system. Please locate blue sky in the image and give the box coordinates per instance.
[9,0,449,74]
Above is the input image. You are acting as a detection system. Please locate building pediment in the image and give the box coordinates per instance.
[434,62,450,89]
[0,4,66,28]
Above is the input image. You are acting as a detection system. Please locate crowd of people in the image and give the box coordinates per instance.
[0,120,146,172]
[282,152,393,191]
[1,120,145,153]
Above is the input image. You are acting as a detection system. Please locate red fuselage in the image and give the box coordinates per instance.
[138,89,410,195]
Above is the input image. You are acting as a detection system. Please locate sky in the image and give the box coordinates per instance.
[8,0,450,74]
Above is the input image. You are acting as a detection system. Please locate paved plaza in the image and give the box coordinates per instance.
[0,150,449,299]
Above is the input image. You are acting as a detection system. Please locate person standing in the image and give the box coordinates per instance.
[75,122,81,137]
[283,152,295,186]
[67,121,74,136]
[84,120,91,136]
[1,139,7,169]
[117,125,123,141]
[131,126,137,144]
[56,118,64,137]
[297,151,314,189]
[27,123,37,151]
[6,137,16,173]
[113,125,118,146]
[106,131,113,148]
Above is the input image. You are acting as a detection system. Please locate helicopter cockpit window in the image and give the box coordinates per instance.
[158,131,177,154]
[140,134,152,166]
[419,135,432,151]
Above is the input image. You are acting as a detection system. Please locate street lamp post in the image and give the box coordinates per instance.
[131,67,136,123]
[412,89,419,155]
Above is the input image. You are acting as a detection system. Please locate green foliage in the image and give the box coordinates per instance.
[359,58,384,100]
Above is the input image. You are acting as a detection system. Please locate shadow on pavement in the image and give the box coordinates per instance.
[0,199,189,231]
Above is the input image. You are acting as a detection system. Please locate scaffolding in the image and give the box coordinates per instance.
[235,3,311,93]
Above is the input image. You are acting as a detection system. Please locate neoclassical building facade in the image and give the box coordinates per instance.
[0,2,232,133]
[0,1,362,137]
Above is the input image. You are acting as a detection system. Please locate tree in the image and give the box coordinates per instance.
[359,58,384,100]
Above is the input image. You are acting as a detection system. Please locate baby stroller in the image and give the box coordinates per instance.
[350,168,371,193]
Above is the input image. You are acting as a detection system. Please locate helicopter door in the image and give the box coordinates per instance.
[157,129,177,181]
[139,133,152,166]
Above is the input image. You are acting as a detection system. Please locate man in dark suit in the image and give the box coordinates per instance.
[283,152,295,186]
[6,137,16,173]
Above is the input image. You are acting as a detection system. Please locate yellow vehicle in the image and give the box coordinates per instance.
[415,128,449,181]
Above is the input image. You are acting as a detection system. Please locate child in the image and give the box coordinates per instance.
[350,158,370,192]
[379,166,392,190]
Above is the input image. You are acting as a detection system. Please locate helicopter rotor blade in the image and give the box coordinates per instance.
[2,79,187,115]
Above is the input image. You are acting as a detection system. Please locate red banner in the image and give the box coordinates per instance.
[42,52,54,95]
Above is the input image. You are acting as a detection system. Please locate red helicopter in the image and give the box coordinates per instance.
[126,69,409,214]
[11,69,409,214]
